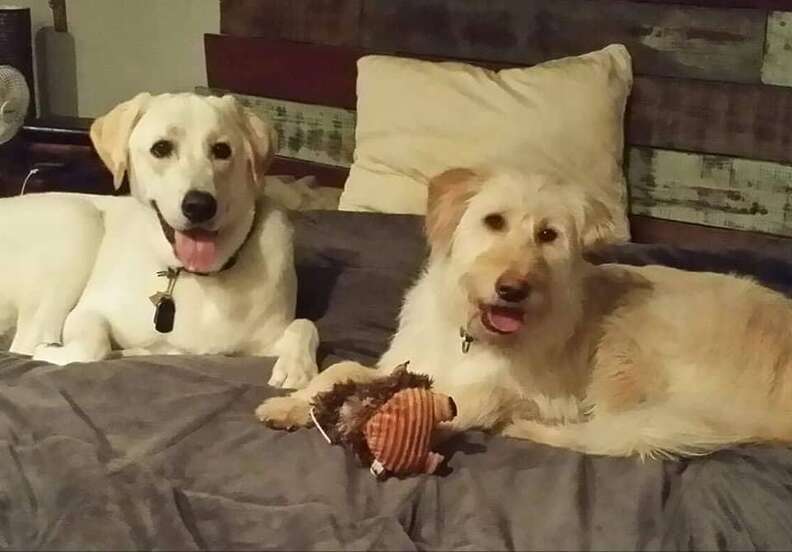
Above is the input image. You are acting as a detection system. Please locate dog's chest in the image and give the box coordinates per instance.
[102,267,282,353]
[167,278,264,347]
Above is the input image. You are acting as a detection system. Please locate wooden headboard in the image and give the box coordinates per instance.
[205,0,792,255]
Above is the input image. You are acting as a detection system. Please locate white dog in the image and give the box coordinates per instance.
[257,168,792,458]
[0,92,318,389]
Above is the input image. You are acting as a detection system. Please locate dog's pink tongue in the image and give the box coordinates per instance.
[486,307,524,334]
[174,230,217,272]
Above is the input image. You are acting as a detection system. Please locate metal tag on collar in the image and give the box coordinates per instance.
[459,327,474,354]
[149,268,181,333]
[153,296,176,333]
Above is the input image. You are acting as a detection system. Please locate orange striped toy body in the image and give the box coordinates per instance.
[363,387,456,476]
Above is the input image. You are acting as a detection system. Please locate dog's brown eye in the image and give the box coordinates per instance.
[537,227,558,243]
[150,140,173,159]
[483,213,506,231]
[211,142,232,160]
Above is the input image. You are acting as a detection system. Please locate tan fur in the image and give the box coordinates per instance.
[425,168,482,255]
[258,168,792,459]
[579,195,619,252]
[501,263,792,458]
[90,92,152,189]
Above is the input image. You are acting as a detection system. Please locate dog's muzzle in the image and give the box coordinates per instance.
[480,303,526,335]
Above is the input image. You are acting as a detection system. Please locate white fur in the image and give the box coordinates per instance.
[0,92,318,389]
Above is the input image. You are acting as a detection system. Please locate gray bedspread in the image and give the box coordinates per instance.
[2,211,792,551]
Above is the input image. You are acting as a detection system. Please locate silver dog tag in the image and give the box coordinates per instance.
[459,327,474,353]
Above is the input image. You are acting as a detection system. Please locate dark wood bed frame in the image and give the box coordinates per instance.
[4,0,792,257]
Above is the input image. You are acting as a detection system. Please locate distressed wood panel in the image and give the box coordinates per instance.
[196,87,356,167]
[626,76,792,164]
[219,0,362,46]
[628,147,792,236]
[761,11,792,86]
[191,85,792,239]
[627,214,792,256]
[192,84,792,237]
[361,0,767,83]
[205,35,792,163]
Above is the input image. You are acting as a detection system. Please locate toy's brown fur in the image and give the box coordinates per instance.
[310,362,433,466]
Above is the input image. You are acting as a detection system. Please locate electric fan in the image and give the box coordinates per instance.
[0,64,29,145]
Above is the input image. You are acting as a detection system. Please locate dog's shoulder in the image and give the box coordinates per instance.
[254,195,293,227]
[242,197,296,260]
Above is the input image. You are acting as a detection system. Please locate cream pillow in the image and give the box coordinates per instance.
[338,45,633,243]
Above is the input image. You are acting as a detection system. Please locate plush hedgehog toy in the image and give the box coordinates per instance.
[309,362,457,479]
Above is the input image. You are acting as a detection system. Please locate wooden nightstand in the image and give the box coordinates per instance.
[0,116,120,198]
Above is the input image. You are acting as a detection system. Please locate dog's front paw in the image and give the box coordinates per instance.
[268,354,318,390]
[255,395,312,431]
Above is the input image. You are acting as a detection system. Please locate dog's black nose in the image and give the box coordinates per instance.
[181,191,217,223]
[496,278,530,303]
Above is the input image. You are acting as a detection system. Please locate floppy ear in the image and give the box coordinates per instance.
[580,198,618,252]
[90,92,152,189]
[425,168,483,256]
[564,188,617,253]
[240,104,278,188]
[214,94,278,188]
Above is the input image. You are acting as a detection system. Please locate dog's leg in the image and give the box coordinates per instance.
[10,329,58,356]
[32,310,111,365]
[266,318,320,389]
[426,384,538,446]
[255,360,380,430]
[9,286,84,355]
[501,407,747,460]
[9,311,39,355]
[445,384,528,432]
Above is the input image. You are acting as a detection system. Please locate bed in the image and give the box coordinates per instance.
[5,1,792,549]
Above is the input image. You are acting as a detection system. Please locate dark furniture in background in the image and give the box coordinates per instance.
[0,117,115,197]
